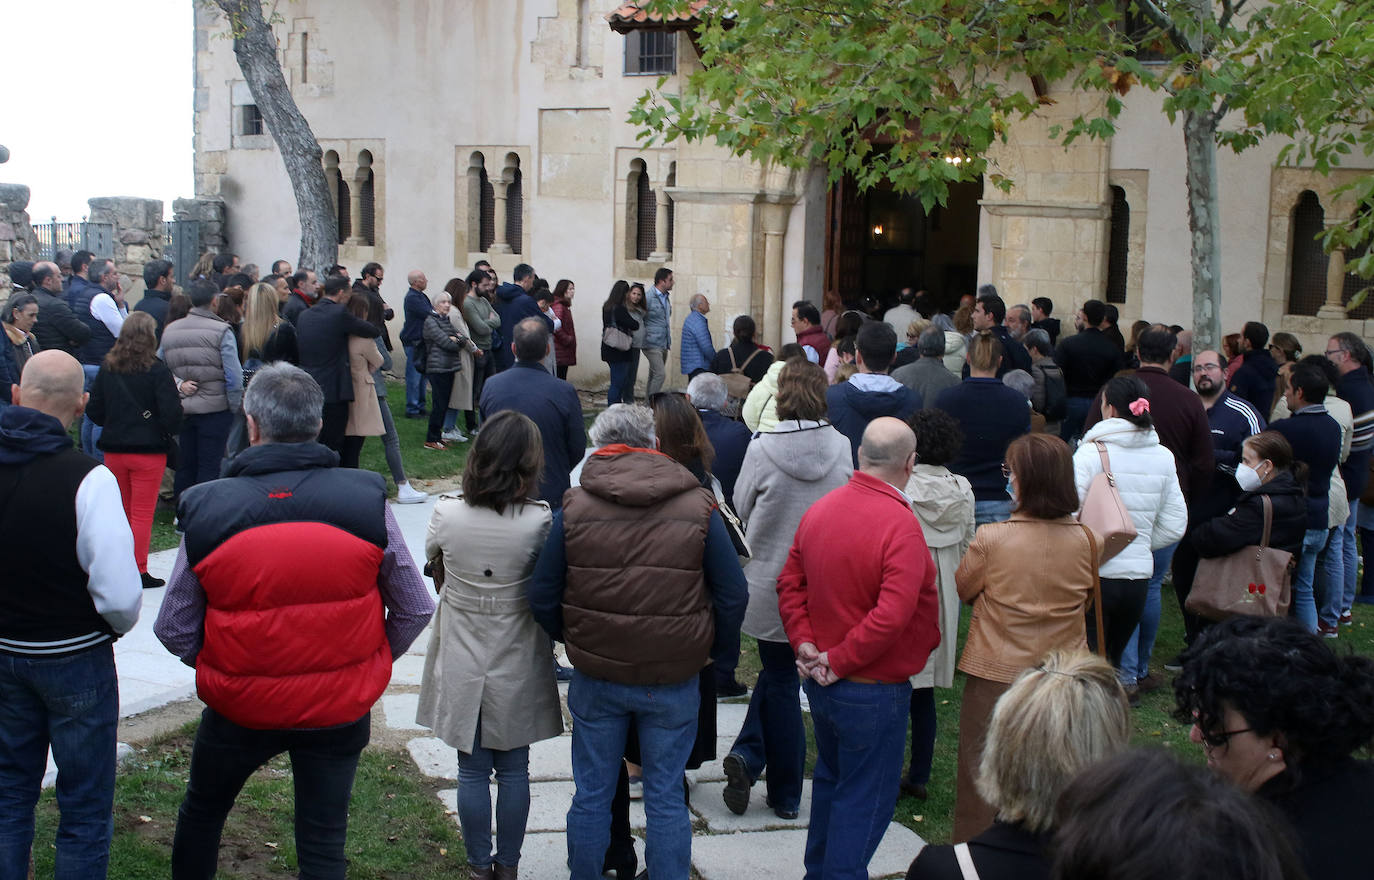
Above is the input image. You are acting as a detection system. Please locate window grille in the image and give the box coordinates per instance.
[506,169,523,254]
[359,171,375,246]
[479,166,495,252]
[1288,191,1327,316]
[240,104,264,136]
[625,30,676,75]
[336,177,351,245]
[1106,186,1129,304]
[636,170,656,260]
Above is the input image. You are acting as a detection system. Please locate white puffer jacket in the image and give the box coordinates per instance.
[1074,418,1188,580]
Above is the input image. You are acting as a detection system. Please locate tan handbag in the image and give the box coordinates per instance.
[1076,441,1138,563]
[1185,495,1293,621]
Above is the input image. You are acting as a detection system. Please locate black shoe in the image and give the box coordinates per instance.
[554,662,574,682]
[141,572,165,590]
[1163,654,1184,672]
[899,779,928,801]
[773,805,800,820]
[404,410,428,419]
[601,845,637,880]
[722,752,752,815]
[716,678,748,698]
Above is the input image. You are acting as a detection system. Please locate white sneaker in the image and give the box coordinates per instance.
[441,429,468,443]
[395,483,428,504]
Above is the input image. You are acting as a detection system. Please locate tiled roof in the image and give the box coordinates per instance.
[606,1,711,33]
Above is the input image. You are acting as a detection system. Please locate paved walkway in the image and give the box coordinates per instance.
[111,494,926,879]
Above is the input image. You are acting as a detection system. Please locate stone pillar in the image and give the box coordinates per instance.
[490,182,512,255]
[760,201,790,348]
[346,181,364,245]
[88,197,164,280]
[1317,240,1349,319]
[173,197,228,255]
[649,187,672,262]
[0,183,41,298]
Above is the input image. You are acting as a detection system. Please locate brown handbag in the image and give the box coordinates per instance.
[1080,524,1108,659]
[1185,495,1294,621]
[1076,441,1138,563]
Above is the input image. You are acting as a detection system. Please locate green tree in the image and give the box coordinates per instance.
[631,0,1374,347]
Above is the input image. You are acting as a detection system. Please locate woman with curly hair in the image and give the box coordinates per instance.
[1173,615,1374,880]
[900,409,976,800]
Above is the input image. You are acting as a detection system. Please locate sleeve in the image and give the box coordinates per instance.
[54,300,92,345]
[85,369,107,425]
[1073,444,1098,509]
[954,532,989,603]
[279,321,300,365]
[1031,365,1048,413]
[732,446,762,524]
[1152,469,1189,550]
[528,511,568,640]
[344,310,383,339]
[376,505,437,658]
[220,329,243,410]
[90,293,125,336]
[617,306,640,333]
[74,467,142,634]
[702,510,748,662]
[826,523,938,677]
[155,543,205,666]
[564,389,587,479]
[774,529,814,649]
[154,363,184,437]
[377,336,393,373]
[742,379,769,432]
[483,300,502,331]
[1191,498,1265,558]
[1187,406,1215,495]
[404,292,429,323]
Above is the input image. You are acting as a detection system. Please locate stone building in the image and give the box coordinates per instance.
[191,1,1374,385]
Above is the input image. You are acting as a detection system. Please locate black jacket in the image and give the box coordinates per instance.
[1031,316,1061,346]
[281,290,313,326]
[600,306,640,364]
[31,288,91,355]
[134,288,172,339]
[353,280,394,351]
[710,341,774,384]
[962,325,1032,379]
[1229,348,1279,417]
[1260,758,1374,880]
[479,361,586,509]
[87,359,183,454]
[1190,470,1307,559]
[295,298,381,404]
[907,821,1051,880]
[1055,327,1126,398]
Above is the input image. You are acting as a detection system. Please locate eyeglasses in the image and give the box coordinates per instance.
[1000,462,1012,478]
[1198,726,1255,749]
[1325,349,1346,358]
[1193,363,1222,373]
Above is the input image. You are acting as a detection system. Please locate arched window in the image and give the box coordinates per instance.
[469,152,495,253]
[335,178,351,245]
[1288,190,1326,316]
[357,150,375,246]
[1343,205,1373,319]
[1105,185,1129,304]
[505,154,523,255]
[664,163,676,254]
[633,160,655,261]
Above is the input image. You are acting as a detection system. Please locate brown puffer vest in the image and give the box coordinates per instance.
[562,446,716,685]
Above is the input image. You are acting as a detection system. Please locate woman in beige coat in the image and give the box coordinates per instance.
[417,410,563,880]
[342,293,384,468]
[441,277,481,443]
[951,432,1101,842]
[901,409,976,801]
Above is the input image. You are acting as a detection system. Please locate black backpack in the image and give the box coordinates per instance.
[1039,364,1068,421]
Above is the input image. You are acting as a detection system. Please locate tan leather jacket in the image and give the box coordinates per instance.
[955,514,1100,683]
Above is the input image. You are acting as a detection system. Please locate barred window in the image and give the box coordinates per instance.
[336,177,351,245]
[479,164,495,253]
[238,104,264,136]
[357,150,375,246]
[634,163,656,260]
[506,167,523,255]
[1105,185,1129,304]
[625,30,675,75]
[1288,190,1326,316]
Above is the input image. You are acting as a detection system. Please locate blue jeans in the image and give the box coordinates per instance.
[456,726,530,869]
[728,640,804,812]
[607,360,632,406]
[172,707,369,880]
[566,672,698,880]
[1060,396,1094,445]
[974,499,1011,527]
[79,364,103,462]
[1317,527,1345,627]
[1119,542,1179,684]
[0,643,119,880]
[1292,527,1329,632]
[1340,506,1360,611]
[803,678,911,880]
[403,343,428,415]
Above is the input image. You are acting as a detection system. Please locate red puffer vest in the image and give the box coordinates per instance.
[180,443,392,729]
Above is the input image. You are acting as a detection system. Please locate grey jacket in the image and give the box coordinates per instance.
[734,420,853,641]
[891,357,960,409]
[422,312,474,374]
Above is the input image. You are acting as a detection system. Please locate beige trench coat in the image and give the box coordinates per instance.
[345,335,384,436]
[416,494,563,753]
[446,306,477,412]
[905,464,976,690]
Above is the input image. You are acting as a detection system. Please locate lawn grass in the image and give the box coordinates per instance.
[30,722,465,880]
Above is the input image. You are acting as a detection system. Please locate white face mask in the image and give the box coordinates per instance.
[1235,462,1265,492]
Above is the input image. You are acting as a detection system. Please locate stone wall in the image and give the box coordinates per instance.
[173,197,228,256]
[87,197,164,278]
[0,184,42,297]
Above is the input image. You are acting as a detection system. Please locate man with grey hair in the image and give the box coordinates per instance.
[891,327,958,407]
[680,293,714,379]
[776,416,938,879]
[0,350,142,876]
[156,362,434,878]
[1004,303,1032,341]
[571,404,658,485]
[1169,329,1194,386]
[73,259,129,458]
[161,279,243,498]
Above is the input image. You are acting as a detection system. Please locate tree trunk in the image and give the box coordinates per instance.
[1182,108,1223,352]
[212,0,337,272]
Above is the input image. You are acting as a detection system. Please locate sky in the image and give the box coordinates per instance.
[4,0,194,222]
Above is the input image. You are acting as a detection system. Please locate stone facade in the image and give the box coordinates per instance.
[0,184,41,297]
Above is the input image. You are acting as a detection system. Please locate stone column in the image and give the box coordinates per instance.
[760,201,790,348]
[490,179,512,254]
[345,181,364,246]
[1317,236,1349,319]
[649,186,672,262]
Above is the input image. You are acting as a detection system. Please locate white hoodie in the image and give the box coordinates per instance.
[1074,418,1188,580]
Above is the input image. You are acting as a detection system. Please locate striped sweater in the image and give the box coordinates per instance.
[1337,369,1374,501]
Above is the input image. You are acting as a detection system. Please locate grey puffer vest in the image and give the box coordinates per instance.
[161,308,230,415]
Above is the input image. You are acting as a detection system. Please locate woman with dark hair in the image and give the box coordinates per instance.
[1172,615,1374,879]
[1269,331,1302,366]
[341,293,385,469]
[1052,748,1306,880]
[551,279,577,381]
[820,288,843,339]
[3,292,40,389]
[417,410,563,880]
[165,291,192,326]
[1124,319,1151,369]
[900,409,976,800]
[823,310,866,384]
[952,432,1102,841]
[710,314,774,389]
[1073,376,1186,681]
[441,278,484,444]
[87,310,182,589]
[721,359,852,821]
[601,281,640,405]
[623,283,649,402]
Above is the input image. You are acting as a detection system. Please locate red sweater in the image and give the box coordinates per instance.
[776,471,939,681]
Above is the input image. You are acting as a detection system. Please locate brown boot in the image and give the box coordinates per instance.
[466,865,494,880]
[492,863,518,880]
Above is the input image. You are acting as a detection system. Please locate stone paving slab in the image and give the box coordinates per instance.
[382,693,426,730]
[409,735,575,783]
[691,780,814,832]
[690,822,924,880]
[438,781,649,834]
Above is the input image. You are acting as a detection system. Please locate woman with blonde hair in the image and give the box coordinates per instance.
[908,651,1130,879]
[240,281,298,366]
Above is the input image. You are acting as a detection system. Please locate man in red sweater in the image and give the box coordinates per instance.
[776,416,939,880]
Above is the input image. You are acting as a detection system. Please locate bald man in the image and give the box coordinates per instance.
[399,270,433,417]
[0,350,142,874]
[775,416,940,878]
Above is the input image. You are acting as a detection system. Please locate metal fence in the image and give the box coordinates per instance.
[30,219,115,261]
[165,219,200,288]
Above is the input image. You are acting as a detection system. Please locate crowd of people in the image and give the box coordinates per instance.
[4,258,1374,880]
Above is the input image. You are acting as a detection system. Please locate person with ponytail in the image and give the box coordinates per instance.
[1174,615,1374,879]
[1072,376,1187,684]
